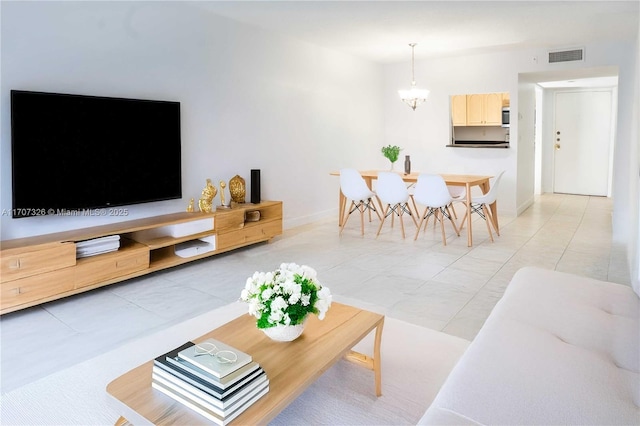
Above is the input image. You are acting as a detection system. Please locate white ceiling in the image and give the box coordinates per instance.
[196,1,639,64]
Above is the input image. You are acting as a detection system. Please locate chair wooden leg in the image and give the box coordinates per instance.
[482,204,494,242]
[424,207,438,232]
[399,208,406,239]
[414,208,427,240]
[450,202,458,219]
[445,205,460,236]
[458,210,468,231]
[439,209,447,245]
[484,205,500,236]
[408,203,418,228]
[374,203,383,221]
[359,204,365,236]
[423,208,433,232]
[339,201,356,235]
[410,196,419,220]
[376,205,390,237]
[375,196,384,220]
[367,198,382,222]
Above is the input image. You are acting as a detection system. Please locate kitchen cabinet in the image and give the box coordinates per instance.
[452,92,507,126]
[502,92,510,107]
[451,95,467,126]
[466,93,502,125]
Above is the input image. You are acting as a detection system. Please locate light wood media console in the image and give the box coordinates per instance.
[0,201,282,315]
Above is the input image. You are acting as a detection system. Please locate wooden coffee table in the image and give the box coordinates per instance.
[107,302,385,425]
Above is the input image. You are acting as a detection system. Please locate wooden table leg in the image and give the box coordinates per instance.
[465,183,473,247]
[114,416,133,426]
[372,317,383,397]
[345,317,384,397]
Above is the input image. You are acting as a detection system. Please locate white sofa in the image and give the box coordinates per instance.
[419,266,639,425]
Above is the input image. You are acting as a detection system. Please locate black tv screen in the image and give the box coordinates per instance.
[10,90,182,218]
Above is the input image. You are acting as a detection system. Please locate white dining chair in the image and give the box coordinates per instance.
[458,170,505,242]
[375,172,418,239]
[339,168,382,236]
[413,174,460,245]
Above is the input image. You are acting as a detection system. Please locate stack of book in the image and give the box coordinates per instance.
[152,338,269,425]
[76,235,120,258]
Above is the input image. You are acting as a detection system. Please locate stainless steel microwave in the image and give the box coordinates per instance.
[502,107,510,127]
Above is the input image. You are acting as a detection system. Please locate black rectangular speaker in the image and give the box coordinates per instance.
[250,169,261,204]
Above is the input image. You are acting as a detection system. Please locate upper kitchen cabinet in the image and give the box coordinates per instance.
[467,93,502,125]
[501,92,510,107]
[451,95,467,126]
[452,92,509,126]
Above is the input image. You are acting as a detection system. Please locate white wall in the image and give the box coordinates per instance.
[516,83,536,213]
[0,1,384,239]
[629,29,640,296]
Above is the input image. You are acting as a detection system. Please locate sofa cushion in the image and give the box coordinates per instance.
[419,267,639,425]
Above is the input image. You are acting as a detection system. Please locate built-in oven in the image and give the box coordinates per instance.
[502,107,510,127]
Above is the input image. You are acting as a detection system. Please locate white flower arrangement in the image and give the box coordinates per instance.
[240,263,332,329]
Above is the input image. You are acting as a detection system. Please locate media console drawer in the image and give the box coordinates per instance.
[0,242,76,283]
[75,246,149,289]
[217,220,283,250]
[0,267,75,310]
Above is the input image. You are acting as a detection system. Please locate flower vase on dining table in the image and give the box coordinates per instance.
[381,145,402,172]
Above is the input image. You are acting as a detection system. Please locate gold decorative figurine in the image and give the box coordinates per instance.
[198,179,217,213]
[186,198,195,212]
[229,175,246,204]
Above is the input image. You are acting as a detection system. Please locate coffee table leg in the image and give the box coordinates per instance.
[114,416,132,426]
[345,317,384,397]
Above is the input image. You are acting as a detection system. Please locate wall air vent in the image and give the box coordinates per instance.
[548,48,585,63]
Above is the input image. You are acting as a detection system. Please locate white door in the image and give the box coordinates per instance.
[553,90,612,196]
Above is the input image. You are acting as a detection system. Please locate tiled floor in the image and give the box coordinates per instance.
[0,193,629,393]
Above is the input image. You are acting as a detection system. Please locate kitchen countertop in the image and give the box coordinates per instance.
[447,140,510,148]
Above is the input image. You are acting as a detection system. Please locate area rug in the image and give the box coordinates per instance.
[0,300,469,425]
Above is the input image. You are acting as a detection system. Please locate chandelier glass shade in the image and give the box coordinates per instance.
[398,43,429,110]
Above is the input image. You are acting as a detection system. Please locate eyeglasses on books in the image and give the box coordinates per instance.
[193,342,238,364]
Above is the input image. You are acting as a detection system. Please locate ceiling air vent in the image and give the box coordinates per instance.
[548,48,585,63]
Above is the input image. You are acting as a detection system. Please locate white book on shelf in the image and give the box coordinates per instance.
[76,235,121,248]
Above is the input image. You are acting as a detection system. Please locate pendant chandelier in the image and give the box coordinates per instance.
[398,43,430,110]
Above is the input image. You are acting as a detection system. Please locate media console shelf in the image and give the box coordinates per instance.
[0,201,283,315]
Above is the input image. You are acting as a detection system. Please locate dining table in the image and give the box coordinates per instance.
[331,170,497,247]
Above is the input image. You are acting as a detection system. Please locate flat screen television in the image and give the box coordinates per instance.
[10,90,182,218]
